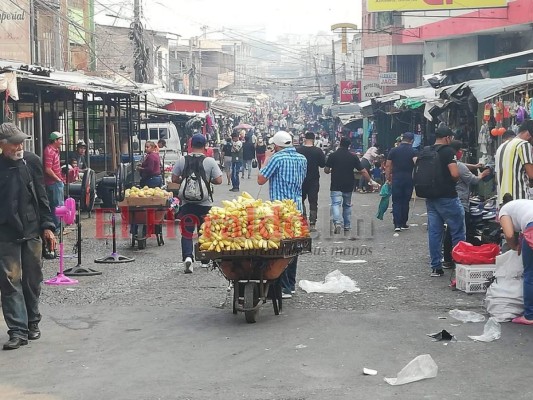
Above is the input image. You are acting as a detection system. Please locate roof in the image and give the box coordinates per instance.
[152,90,216,102]
[439,49,533,74]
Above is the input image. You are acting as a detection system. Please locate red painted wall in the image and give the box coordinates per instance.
[164,100,209,113]
[400,0,533,44]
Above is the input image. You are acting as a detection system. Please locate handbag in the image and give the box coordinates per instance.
[251,159,258,168]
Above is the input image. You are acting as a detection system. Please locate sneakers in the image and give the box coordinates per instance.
[281,292,292,299]
[442,261,455,269]
[3,337,28,350]
[400,225,410,230]
[394,227,401,232]
[431,268,444,277]
[334,224,342,234]
[184,257,193,274]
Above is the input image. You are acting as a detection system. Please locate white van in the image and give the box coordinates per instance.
[136,122,182,162]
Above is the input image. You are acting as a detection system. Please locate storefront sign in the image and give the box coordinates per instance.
[379,72,398,87]
[367,0,507,12]
[360,81,383,101]
[0,0,31,63]
[340,80,361,103]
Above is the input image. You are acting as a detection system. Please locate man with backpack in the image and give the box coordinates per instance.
[172,134,222,273]
[413,126,464,277]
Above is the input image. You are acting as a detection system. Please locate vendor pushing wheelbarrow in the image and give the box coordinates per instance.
[257,130,307,299]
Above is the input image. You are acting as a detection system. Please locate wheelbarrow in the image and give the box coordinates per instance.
[195,238,312,323]
[121,205,169,250]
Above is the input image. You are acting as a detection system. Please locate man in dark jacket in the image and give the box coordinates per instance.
[0,123,56,350]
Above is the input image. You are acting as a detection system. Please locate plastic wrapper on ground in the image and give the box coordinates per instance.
[468,317,501,342]
[384,354,438,386]
[298,270,361,294]
[448,309,486,323]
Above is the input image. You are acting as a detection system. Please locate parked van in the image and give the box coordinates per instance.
[135,122,182,162]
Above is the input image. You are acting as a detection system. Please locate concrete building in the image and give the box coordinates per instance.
[361,0,533,93]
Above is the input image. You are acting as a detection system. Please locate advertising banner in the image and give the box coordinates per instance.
[367,0,507,12]
[360,81,383,101]
[0,0,31,63]
[340,80,361,103]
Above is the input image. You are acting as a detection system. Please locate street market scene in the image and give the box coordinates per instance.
[1,0,533,399]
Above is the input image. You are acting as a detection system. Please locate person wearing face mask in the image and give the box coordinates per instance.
[0,123,56,350]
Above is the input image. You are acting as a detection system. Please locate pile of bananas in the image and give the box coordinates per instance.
[198,192,309,252]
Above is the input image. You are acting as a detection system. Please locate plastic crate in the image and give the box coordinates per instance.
[456,263,496,281]
[456,276,491,293]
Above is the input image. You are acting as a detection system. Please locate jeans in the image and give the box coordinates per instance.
[330,191,352,229]
[391,178,413,228]
[46,181,64,230]
[243,159,253,178]
[302,180,319,224]
[522,222,533,320]
[178,203,211,262]
[0,238,43,340]
[279,256,298,293]
[140,175,162,188]
[231,161,242,189]
[426,197,466,269]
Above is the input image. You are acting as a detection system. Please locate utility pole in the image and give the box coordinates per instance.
[233,43,237,88]
[189,38,195,94]
[130,0,148,83]
[313,56,321,94]
[332,39,337,103]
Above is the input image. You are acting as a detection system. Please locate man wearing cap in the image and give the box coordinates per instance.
[44,131,65,232]
[385,132,417,232]
[172,133,222,273]
[75,140,88,171]
[422,126,464,277]
[0,123,56,350]
[258,131,307,299]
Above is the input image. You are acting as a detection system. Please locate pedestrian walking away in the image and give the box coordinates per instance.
[297,131,326,231]
[242,135,256,179]
[230,131,243,192]
[258,130,307,299]
[0,123,57,350]
[172,133,222,273]
[325,137,376,236]
[385,132,417,232]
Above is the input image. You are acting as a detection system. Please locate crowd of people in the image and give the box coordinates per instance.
[2,110,533,352]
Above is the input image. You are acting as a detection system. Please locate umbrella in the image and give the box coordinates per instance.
[376,182,391,220]
[233,123,254,131]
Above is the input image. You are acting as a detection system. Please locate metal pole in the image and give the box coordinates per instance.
[332,39,337,103]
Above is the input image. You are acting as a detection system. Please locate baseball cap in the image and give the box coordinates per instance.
[191,133,206,148]
[77,140,87,147]
[49,131,64,141]
[269,131,293,147]
[402,132,414,141]
[435,126,454,138]
[0,123,31,143]
[305,131,315,140]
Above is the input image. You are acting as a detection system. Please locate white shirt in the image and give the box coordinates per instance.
[498,199,533,232]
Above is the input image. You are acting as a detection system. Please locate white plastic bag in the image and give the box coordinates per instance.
[468,317,501,342]
[384,354,438,386]
[448,309,486,323]
[485,250,524,322]
[298,270,361,294]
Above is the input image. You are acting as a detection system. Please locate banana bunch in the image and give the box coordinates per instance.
[198,192,309,252]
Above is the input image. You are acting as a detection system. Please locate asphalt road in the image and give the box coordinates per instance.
[1,170,531,400]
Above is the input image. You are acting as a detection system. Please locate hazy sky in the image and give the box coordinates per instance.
[95,0,363,41]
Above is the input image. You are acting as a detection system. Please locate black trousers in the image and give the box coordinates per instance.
[302,179,319,224]
[443,210,475,263]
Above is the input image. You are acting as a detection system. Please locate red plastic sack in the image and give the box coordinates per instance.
[452,241,500,265]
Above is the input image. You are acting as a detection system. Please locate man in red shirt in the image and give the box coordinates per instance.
[43,132,64,232]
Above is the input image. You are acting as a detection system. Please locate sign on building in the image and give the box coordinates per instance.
[360,81,383,101]
[0,0,31,63]
[379,72,398,87]
[340,80,361,103]
[367,0,507,12]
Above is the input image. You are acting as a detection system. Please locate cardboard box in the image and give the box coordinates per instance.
[118,196,169,207]
[167,182,180,190]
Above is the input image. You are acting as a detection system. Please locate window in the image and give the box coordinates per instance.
[159,128,169,140]
[149,128,159,140]
[364,57,378,65]
[387,55,420,84]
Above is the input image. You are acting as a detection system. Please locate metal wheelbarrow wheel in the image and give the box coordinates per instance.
[244,282,260,323]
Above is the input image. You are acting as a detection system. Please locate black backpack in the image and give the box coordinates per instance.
[413,145,447,199]
[178,155,213,203]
